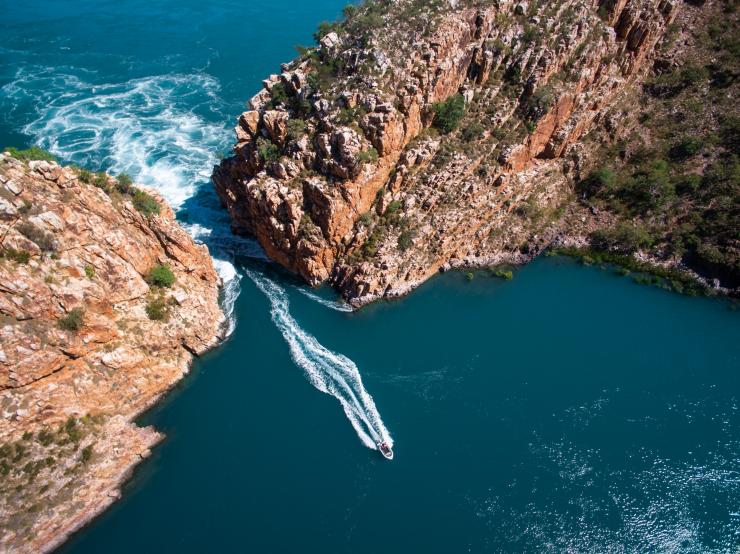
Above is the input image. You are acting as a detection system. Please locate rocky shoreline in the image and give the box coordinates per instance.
[213,0,685,303]
[213,0,737,304]
[0,152,226,553]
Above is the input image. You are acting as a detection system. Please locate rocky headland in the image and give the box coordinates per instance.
[214,0,738,303]
[0,152,225,552]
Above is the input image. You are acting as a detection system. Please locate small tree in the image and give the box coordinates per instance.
[432,94,466,133]
[116,173,133,194]
[146,264,175,288]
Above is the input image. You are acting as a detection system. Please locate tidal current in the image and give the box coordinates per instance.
[2,1,739,552]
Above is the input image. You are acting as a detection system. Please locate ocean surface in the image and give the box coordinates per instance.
[2,1,739,552]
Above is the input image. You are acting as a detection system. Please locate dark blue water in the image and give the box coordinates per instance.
[2,2,739,552]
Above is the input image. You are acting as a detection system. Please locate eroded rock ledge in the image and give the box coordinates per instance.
[0,154,225,552]
[213,0,681,304]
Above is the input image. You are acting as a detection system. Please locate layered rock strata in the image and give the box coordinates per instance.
[214,0,681,304]
[0,154,225,552]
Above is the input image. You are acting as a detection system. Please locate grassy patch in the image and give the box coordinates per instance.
[4,146,56,162]
[58,308,85,332]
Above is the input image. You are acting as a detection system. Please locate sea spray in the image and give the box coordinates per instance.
[0,65,246,331]
[246,268,393,450]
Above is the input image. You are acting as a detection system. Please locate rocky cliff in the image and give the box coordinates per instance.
[214,0,684,304]
[0,153,225,552]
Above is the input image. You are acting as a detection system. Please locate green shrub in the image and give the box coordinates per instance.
[432,94,466,133]
[58,308,85,332]
[75,167,93,183]
[65,416,83,442]
[385,200,403,214]
[80,444,93,464]
[146,264,175,288]
[4,146,56,162]
[268,82,289,108]
[146,298,169,321]
[669,137,703,160]
[37,429,54,447]
[521,86,554,123]
[461,121,485,142]
[131,189,161,216]
[0,247,31,264]
[286,119,307,141]
[256,137,281,163]
[719,116,740,153]
[675,173,702,194]
[491,268,514,280]
[357,147,379,163]
[358,211,373,226]
[92,172,110,191]
[313,21,339,43]
[116,173,133,194]
[578,167,616,195]
[397,229,416,251]
[591,222,654,252]
[84,265,95,279]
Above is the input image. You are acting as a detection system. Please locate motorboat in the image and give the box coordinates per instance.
[378,441,394,460]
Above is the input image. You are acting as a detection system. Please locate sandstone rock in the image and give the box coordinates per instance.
[262,111,289,145]
[0,156,225,552]
[213,0,681,306]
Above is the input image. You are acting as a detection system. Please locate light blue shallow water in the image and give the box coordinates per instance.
[2,2,739,552]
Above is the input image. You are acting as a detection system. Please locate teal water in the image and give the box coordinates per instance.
[2,2,740,552]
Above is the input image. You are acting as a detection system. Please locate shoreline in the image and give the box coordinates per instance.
[40,325,227,554]
[344,229,735,309]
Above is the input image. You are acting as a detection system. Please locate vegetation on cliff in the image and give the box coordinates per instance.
[576,0,739,290]
[0,152,225,551]
[214,0,737,304]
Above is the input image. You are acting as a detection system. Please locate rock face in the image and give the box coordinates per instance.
[213,0,680,304]
[0,154,225,552]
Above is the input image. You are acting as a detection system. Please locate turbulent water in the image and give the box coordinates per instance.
[2,1,739,553]
[0,0,388,447]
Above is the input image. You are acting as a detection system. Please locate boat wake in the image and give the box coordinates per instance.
[2,64,392,449]
[295,287,354,313]
[247,268,392,450]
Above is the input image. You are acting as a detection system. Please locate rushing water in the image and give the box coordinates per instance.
[2,1,740,552]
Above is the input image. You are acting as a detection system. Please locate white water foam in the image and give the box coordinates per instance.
[1,65,242,332]
[2,66,224,210]
[246,268,392,450]
[295,287,354,313]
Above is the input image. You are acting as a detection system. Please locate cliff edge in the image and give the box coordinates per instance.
[0,152,225,552]
[214,0,693,304]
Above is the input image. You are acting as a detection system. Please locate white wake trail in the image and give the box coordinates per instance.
[294,287,354,313]
[246,269,392,450]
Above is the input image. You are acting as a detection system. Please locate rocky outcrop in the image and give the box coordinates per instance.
[0,154,225,552]
[213,0,680,303]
